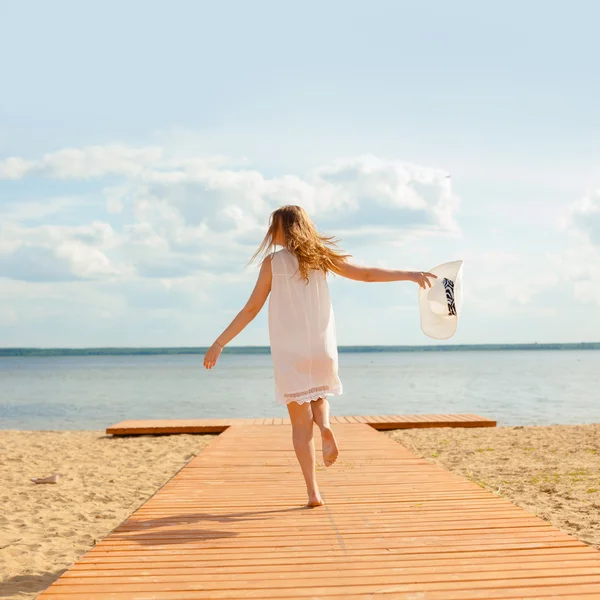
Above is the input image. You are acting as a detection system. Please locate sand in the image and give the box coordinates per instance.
[386,423,600,551]
[0,430,216,600]
[2,424,600,599]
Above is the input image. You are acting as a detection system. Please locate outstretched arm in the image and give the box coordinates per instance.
[203,256,272,370]
[334,259,437,289]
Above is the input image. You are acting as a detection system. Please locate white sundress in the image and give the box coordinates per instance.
[268,248,343,405]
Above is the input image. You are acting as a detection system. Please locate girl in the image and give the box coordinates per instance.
[203,205,436,508]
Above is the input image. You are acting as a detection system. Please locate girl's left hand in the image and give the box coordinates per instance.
[410,271,438,289]
[203,343,223,370]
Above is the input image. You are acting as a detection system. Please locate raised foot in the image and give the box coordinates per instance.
[321,427,339,467]
[306,493,325,508]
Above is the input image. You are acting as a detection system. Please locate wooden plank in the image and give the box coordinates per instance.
[350,415,369,423]
[105,419,231,435]
[343,415,361,423]
[73,546,592,566]
[106,414,496,435]
[66,547,597,567]
[39,422,600,599]
[35,585,600,599]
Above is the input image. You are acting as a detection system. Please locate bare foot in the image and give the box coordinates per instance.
[321,427,339,467]
[306,493,324,508]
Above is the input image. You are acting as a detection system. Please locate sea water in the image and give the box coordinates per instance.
[1,350,599,430]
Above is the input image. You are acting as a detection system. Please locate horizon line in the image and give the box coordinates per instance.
[1,341,599,348]
[1,342,599,357]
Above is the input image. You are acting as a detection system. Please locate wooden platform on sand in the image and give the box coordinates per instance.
[39,422,600,599]
[106,413,496,435]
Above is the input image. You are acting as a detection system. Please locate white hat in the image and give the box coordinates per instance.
[418,260,464,340]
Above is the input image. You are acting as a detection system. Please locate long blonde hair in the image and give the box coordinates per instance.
[250,205,351,281]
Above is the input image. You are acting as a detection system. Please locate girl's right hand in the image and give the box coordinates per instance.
[203,343,223,370]
[410,271,437,289]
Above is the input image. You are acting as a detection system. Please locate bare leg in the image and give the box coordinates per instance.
[287,401,324,507]
[311,397,339,467]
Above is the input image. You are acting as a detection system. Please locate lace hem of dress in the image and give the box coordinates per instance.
[279,384,342,405]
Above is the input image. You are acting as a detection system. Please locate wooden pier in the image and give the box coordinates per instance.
[37,419,600,599]
[106,413,497,435]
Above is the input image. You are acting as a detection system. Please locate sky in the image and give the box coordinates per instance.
[1,0,600,347]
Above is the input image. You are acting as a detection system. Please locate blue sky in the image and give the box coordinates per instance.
[1,0,599,347]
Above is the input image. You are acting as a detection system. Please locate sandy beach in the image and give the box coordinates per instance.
[386,423,600,551]
[2,424,600,599]
[0,430,216,600]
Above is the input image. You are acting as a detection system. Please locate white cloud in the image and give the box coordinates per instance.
[0,222,125,282]
[2,142,598,345]
[0,144,459,284]
[566,188,600,245]
[554,186,600,305]
[0,196,91,222]
[479,252,518,265]
[44,145,163,179]
[103,186,128,214]
[312,156,458,234]
[0,145,161,180]
[559,245,600,305]
[463,251,561,315]
[0,157,34,179]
